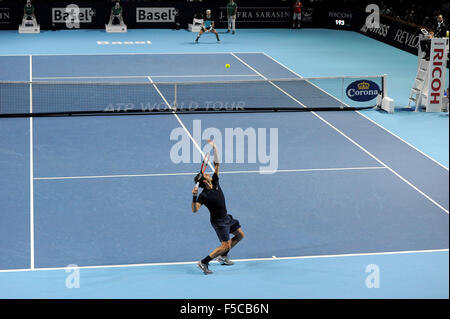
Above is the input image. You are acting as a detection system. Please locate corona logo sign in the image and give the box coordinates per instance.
[346,80,381,102]
[357,81,370,90]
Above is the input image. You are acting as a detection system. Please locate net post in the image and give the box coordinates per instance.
[382,74,387,98]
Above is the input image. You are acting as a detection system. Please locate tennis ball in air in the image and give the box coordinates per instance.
[225,64,230,68]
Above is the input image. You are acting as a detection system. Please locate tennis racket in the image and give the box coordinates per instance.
[195,152,210,188]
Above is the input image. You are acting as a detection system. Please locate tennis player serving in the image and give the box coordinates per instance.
[192,140,244,274]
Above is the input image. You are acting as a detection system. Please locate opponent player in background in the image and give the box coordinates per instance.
[192,140,245,274]
[195,9,221,43]
[292,1,302,29]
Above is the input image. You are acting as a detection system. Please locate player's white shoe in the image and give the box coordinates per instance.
[216,255,234,265]
[197,261,213,274]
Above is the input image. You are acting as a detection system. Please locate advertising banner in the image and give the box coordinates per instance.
[358,15,423,55]
[425,38,448,112]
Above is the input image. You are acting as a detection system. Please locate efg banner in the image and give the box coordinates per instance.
[358,15,422,55]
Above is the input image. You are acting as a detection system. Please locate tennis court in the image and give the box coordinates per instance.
[0,51,448,298]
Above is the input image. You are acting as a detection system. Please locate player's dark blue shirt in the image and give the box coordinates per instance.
[197,173,227,222]
[204,15,214,28]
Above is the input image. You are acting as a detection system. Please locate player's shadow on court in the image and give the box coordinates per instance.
[158,262,228,276]
[184,42,224,45]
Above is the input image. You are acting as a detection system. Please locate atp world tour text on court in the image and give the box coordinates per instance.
[170,120,279,173]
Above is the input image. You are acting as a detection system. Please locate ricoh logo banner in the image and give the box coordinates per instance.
[52,5,95,28]
[136,8,177,23]
[426,39,448,111]
[328,11,353,19]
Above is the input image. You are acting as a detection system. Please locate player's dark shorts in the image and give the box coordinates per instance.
[211,214,241,242]
[201,26,214,32]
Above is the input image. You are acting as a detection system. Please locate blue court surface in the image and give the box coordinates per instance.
[0,29,448,299]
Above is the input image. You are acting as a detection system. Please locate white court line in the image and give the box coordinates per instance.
[32,74,260,80]
[150,74,260,78]
[33,167,387,181]
[0,248,447,273]
[262,52,449,171]
[0,52,264,57]
[33,75,148,80]
[29,55,35,270]
[230,53,449,214]
[356,112,449,171]
[317,115,449,214]
[146,76,215,172]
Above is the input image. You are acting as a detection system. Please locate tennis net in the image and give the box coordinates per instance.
[0,75,386,117]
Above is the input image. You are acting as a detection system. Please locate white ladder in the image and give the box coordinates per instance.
[407,58,429,111]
